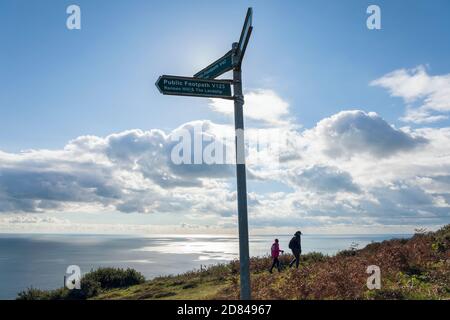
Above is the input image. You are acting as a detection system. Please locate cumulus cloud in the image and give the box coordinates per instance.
[371,65,450,123]
[0,167,121,212]
[303,110,427,158]
[241,106,449,230]
[0,121,237,214]
[1,87,449,232]
[286,165,360,194]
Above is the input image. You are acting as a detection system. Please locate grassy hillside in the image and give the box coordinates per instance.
[18,225,449,300]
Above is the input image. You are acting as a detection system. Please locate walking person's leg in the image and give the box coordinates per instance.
[295,250,300,269]
[289,250,296,268]
[269,258,277,273]
[276,258,281,272]
[278,256,283,271]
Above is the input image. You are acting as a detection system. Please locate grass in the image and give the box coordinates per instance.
[94,271,229,300]
[17,224,450,300]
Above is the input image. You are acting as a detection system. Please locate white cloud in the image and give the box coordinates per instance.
[245,110,450,229]
[1,89,449,232]
[286,165,361,194]
[371,65,450,123]
[302,110,427,158]
[0,122,237,214]
[209,89,293,126]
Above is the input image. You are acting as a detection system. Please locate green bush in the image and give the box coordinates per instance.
[302,252,327,263]
[16,267,145,300]
[336,249,357,257]
[82,267,145,289]
[17,287,50,300]
[47,287,70,300]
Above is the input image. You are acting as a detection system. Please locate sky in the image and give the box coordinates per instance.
[0,0,450,234]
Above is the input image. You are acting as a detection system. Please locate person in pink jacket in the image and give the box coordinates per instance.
[269,239,284,273]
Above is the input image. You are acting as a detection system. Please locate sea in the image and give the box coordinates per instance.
[0,233,411,299]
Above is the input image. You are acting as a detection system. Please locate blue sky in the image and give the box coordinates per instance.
[1,0,450,234]
[2,0,450,151]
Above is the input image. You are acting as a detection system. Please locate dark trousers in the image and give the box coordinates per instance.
[270,257,281,272]
[289,249,301,268]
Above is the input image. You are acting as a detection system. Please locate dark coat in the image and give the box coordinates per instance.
[289,235,301,251]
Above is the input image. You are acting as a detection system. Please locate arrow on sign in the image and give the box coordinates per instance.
[194,50,234,80]
[155,75,233,99]
[237,8,253,64]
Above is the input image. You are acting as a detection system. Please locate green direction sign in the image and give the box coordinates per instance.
[238,8,253,55]
[194,50,234,79]
[155,75,233,99]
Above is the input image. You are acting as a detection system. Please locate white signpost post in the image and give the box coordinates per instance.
[156,7,253,300]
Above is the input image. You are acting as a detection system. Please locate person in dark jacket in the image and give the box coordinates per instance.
[288,231,302,268]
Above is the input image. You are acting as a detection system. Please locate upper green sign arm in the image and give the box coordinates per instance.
[194,50,234,79]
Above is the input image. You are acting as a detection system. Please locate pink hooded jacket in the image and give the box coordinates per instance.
[271,242,282,258]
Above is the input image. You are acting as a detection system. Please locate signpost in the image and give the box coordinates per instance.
[231,8,253,301]
[156,75,233,99]
[156,7,253,300]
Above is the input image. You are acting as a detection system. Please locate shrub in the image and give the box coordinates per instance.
[336,249,357,257]
[302,252,327,264]
[47,287,70,300]
[16,267,145,300]
[17,287,50,300]
[82,267,145,290]
[79,278,102,299]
